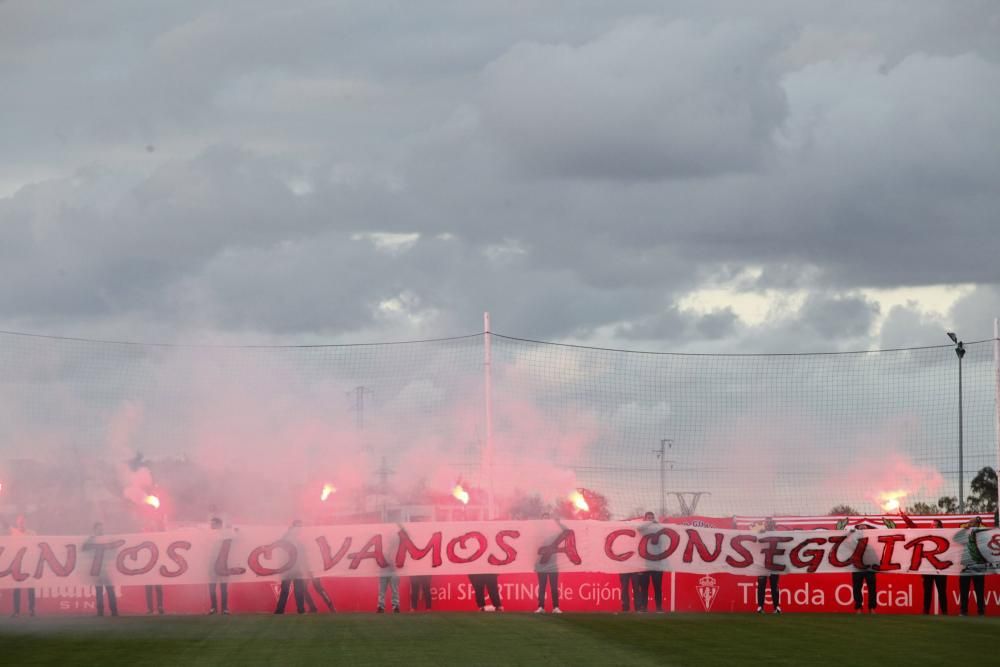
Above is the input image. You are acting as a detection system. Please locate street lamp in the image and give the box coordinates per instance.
[947,332,966,513]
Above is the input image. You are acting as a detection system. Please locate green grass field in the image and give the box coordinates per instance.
[1,613,996,666]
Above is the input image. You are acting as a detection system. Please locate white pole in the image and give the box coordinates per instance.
[484,312,494,520]
[994,318,1000,517]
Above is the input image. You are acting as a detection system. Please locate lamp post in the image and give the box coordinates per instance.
[947,332,966,513]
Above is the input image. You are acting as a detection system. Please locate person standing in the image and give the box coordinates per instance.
[756,518,781,615]
[618,572,641,613]
[410,575,432,611]
[144,512,165,615]
[84,522,119,617]
[468,574,503,612]
[959,516,987,617]
[9,515,36,617]
[535,513,564,614]
[307,577,335,613]
[850,524,878,614]
[639,512,666,613]
[922,519,948,615]
[208,517,231,615]
[275,520,315,614]
[377,529,401,613]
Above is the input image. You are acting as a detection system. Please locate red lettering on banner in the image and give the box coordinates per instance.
[638,528,679,562]
[725,535,757,568]
[605,529,636,562]
[683,530,724,563]
[159,541,190,578]
[488,530,520,566]
[759,536,794,572]
[789,538,827,573]
[988,535,1000,557]
[316,536,352,571]
[82,540,126,577]
[248,540,297,576]
[538,530,582,566]
[214,538,247,576]
[0,547,30,582]
[116,541,158,576]
[876,534,905,572]
[33,543,76,579]
[348,535,387,570]
[904,535,953,571]
[396,531,443,568]
[447,532,488,564]
[827,536,867,569]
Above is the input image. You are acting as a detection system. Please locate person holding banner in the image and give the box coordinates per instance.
[959,516,987,617]
[9,515,36,617]
[850,524,878,614]
[410,575,432,612]
[535,513,564,614]
[618,572,641,613]
[921,519,948,615]
[275,520,313,614]
[207,517,231,615]
[377,530,401,613]
[144,512,166,615]
[638,512,665,613]
[84,522,119,617]
[756,518,781,615]
[468,574,504,612]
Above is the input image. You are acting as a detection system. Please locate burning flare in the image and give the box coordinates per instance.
[144,495,160,509]
[569,490,589,512]
[321,483,337,502]
[452,484,470,505]
[877,490,907,513]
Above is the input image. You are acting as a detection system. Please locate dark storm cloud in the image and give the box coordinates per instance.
[1,1,998,347]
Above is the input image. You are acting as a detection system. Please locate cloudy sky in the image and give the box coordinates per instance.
[2,0,1000,352]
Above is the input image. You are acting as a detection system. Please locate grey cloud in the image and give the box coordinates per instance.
[798,293,879,340]
[479,19,788,180]
[948,286,1000,342]
[879,304,948,349]
[614,306,737,342]
[1,2,1000,351]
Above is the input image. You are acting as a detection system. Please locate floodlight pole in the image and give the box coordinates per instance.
[949,332,966,513]
[959,350,964,514]
[995,318,1000,514]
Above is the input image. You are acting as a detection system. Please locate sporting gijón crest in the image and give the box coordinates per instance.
[696,575,719,611]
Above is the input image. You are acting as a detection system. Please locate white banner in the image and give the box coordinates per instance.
[1,521,998,589]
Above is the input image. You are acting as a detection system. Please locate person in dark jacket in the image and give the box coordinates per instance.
[756,518,781,614]
[922,519,948,615]
[638,512,665,613]
[468,574,503,612]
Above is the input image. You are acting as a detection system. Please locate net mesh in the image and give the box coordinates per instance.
[0,329,996,524]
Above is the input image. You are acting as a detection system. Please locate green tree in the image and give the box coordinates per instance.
[507,493,550,519]
[966,467,997,513]
[936,496,960,514]
[828,504,858,516]
[906,501,937,515]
